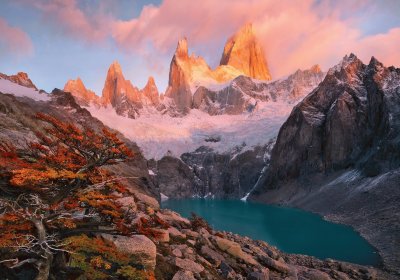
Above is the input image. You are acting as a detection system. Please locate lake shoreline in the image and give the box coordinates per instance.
[162,198,381,268]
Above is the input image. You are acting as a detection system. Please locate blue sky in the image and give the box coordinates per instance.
[1,0,399,95]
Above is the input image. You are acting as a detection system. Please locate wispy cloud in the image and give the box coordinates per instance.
[17,0,400,77]
[0,17,33,57]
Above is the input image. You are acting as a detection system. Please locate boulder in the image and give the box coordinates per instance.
[201,245,225,266]
[248,268,270,280]
[214,237,258,265]
[101,234,156,270]
[303,269,331,280]
[258,255,290,274]
[172,248,183,258]
[175,258,204,273]
[157,210,190,226]
[134,191,160,209]
[151,228,170,242]
[182,229,199,238]
[172,270,196,280]
[168,226,187,239]
[115,196,137,211]
[219,261,236,279]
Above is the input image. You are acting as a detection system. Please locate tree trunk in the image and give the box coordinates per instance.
[32,218,53,280]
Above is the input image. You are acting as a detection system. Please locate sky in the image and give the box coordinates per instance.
[1,0,400,95]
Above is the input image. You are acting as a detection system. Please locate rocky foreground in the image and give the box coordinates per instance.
[104,191,394,280]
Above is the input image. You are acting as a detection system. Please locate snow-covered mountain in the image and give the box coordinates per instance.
[87,65,325,160]
[192,65,324,115]
[64,23,273,117]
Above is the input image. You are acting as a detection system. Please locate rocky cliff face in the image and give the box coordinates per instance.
[259,54,400,184]
[101,61,144,118]
[251,54,400,273]
[165,23,272,114]
[164,38,194,113]
[0,82,159,199]
[150,142,274,199]
[64,77,99,106]
[142,76,160,106]
[220,23,271,81]
[0,72,38,90]
[193,65,324,115]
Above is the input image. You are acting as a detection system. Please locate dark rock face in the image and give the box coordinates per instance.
[252,54,400,274]
[153,143,274,199]
[260,54,400,186]
[193,66,325,115]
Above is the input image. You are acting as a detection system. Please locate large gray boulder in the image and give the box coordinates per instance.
[101,234,156,270]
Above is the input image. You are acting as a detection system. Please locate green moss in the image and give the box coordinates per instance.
[116,265,148,280]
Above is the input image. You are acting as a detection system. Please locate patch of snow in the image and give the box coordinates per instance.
[148,170,156,176]
[0,78,50,101]
[87,100,293,160]
[327,170,362,186]
[160,193,169,201]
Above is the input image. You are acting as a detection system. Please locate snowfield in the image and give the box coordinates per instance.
[0,78,50,101]
[87,101,294,160]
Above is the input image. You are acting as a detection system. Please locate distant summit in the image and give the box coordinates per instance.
[165,23,271,113]
[64,77,99,106]
[220,23,271,80]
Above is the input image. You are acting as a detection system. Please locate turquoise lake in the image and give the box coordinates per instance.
[161,199,380,266]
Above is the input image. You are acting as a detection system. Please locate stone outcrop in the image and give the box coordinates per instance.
[165,23,272,114]
[220,23,271,80]
[193,65,325,115]
[142,76,159,106]
[101,61,143,118]
[259,54,400,185]
[63,77,99,106]
[0,72,38,90]
[152,144,272,199]
[164,38,194,113]
[101,234,157,270]
[252,54,400,274]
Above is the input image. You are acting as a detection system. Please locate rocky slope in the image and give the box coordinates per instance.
[2,73,395,279]
[251,54,400,274]
[193,65,324,115]
[64,77,99,106]
[0,76,158,199]
[0,71,38,90]
[220,23,271,81]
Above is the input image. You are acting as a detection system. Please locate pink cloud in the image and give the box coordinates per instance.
[0,17,33,57]
[109,0,400,76]
[20,0,400,78]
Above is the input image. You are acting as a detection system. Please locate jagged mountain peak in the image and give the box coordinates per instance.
[175,38,189,58]
[109,60,123,73]
[142,76,159,106]
[145,76,156,86]
[310,64,322,74]
[220,23,271,81]
[63,77,98,106]
[327,53,365,78]
[0,71,38,90]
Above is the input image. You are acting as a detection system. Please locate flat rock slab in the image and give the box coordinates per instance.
[101,234,156,270]
[175,258,204,273]
[172,270,196,280]
[214,236,258,265]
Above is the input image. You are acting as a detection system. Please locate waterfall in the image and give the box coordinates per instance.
[240,165,267,201]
